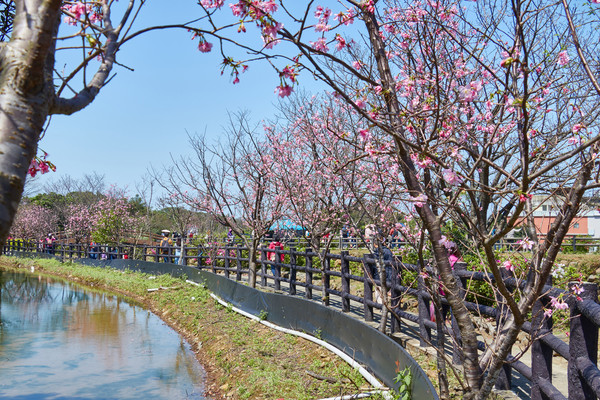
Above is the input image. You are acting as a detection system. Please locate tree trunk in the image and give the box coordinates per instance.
[247,238,260,288]
[362,10,483,393]
[0,1,62,245]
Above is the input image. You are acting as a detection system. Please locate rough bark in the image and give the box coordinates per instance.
[362,10,483,395]
[0,0,61,244]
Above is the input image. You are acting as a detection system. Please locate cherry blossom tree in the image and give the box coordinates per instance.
[90,195,137,244]
[188,1,600,398]
[64,203,95,244]
[10,200,59,240]
[161,112,284,287]
[267,94,368,303]
[0,0,264,245]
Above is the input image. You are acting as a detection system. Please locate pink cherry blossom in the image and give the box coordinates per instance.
[334,9,355,25]
[314,5,331,21]
[361,0,375,13]
[439,235,456,250]
[550,296,569,310]
[310,37,329,52]
[198,41,213,53]
[442,169,463,186]
[275,85,293,98]
[502,260,514,272]
[557,50,570,66]
[200,0,224,9]
[315,22,330,32]
[519,193,532,202]
[408,153,432,169]
[413,194,428,208]
[358,129,370,141]
[335,35,347,51]
[572,284,584,295]
[518,237,534,250]
[280,65,297,83]
[28,152,56,177]
[355,99,366,109]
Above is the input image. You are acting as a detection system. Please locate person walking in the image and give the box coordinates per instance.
[160,231,172,263]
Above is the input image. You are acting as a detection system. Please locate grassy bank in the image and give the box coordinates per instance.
[0,256,374,400]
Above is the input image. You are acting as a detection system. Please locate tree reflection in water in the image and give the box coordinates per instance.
[0,270,206,399]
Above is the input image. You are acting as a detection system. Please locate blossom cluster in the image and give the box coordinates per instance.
[62,1,103,26]
[28,152,56,178]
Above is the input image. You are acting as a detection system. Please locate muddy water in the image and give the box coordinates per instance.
[0,270,205,399]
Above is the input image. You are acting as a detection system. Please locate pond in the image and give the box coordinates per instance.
[0,270,206,399]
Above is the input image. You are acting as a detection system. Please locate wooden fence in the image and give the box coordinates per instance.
[4,239,600,400]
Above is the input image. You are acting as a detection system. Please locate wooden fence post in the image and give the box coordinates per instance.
[390,258,402,333]
[568,281,598,400]
[340,251,350,312]
[196,243,203,267]
[495,268,513,390]
[531,277,553,400]
[223,247,230,278]
[274,248,281,291]
[236,246,243,281]
[417,262,431,347]
[363,254,374,322]
[322,251,330,306]
[260,247,268,287]
[451,262,468,364]
[289,248,297,296]
[211,246,217,273]
[305,248,313,300]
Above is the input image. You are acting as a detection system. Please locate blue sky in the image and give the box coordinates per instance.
[37,1,315,197]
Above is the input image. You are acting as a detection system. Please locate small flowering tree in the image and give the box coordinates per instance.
[90,195,137,245]
[162,112,284,287]
[65,203,95,244]
[268,94,368,303]
[10,200,59,241]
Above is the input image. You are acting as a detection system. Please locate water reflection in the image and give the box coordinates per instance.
[0,271,205,399]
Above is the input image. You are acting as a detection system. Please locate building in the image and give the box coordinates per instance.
[527,195,600,239]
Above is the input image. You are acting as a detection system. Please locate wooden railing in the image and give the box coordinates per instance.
[4,239,599,400]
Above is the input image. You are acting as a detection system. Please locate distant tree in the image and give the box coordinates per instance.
[28,192,65,210]
[90,195,137,245]
[162,112,284,287]
[268,94,366,304]
[156,197,202,240]
[10,200,58,240]
[65,203,95,244]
